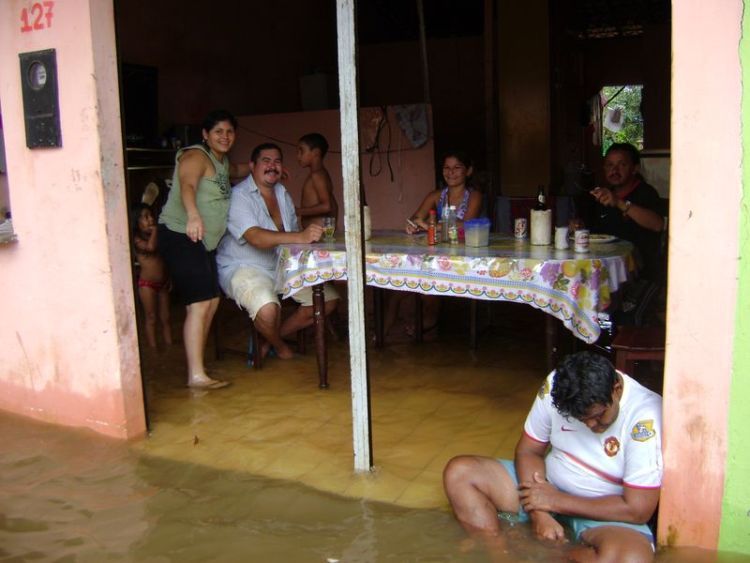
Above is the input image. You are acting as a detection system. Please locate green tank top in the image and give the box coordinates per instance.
[158,144,231,251]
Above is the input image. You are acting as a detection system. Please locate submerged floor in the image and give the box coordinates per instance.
[2,302,745,560]
[135,301,548,511]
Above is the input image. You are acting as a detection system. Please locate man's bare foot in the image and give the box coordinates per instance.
[259,340,272,360]
[275,342,295,359]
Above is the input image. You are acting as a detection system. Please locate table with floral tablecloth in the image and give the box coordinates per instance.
[276,230,635,344]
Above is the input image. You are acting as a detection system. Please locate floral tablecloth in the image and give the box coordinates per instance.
[276,230,635,343]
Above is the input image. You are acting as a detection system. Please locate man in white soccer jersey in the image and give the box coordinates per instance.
[443,351,662,562]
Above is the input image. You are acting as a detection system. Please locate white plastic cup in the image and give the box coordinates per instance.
[574,229,590,253]
[555,226,569,249]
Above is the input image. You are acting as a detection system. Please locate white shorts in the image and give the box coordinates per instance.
[227,267,340,320]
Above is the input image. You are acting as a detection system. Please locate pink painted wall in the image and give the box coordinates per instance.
[0,0,145,439]
[230,107,436,230]
[658,0,742,549]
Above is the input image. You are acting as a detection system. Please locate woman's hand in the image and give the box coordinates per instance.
[186,213,205,243]
[405,218,427,234]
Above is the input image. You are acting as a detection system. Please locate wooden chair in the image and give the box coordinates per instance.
[611,325,665,375]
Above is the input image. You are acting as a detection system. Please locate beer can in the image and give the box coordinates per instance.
[514,218,528,239]
[574,229,590,253]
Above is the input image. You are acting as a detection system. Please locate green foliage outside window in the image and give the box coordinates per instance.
[601,85,643,154]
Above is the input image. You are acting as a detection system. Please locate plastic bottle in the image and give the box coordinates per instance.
[427,209,437,245]
[448,205,459,244]
[441,205,450,242]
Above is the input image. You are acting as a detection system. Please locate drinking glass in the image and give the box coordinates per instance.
[323,217,336,242]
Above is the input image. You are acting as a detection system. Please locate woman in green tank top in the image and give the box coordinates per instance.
[158,110,251,390]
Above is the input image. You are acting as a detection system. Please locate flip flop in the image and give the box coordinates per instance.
[187,376,232,390]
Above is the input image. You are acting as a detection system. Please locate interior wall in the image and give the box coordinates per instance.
[498,0,551,196]
[230,107,435,230]
[0,0,145,439]
[115,2,485,197]
[114,0,339,132]
[358,37,485,174]
[549,4,671,191]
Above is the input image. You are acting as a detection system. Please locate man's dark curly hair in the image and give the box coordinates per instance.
[551,352,617,419]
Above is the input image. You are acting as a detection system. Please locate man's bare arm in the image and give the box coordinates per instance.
[243,224,324,249]
[514,434,567,541]
[520,476,660,524]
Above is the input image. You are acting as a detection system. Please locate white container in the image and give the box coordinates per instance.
[554,226,569,249]
[464,218,491,247]
[530,209,552,245]
[363,205,372,240]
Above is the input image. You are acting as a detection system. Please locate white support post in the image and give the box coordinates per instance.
[336,0,373,472]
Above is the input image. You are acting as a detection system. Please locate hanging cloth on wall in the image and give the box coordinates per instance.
[393,103,429,149]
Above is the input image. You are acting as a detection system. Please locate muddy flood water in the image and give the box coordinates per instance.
[1,410,747,562]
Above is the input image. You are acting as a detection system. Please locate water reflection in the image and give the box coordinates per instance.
[0,411,746,562]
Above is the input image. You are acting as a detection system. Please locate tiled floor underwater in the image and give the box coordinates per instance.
[133,301,553,512]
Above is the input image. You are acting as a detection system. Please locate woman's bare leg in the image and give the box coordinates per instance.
[184,297,227,387]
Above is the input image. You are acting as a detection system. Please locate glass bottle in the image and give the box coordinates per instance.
[535,185,547,210]
[427,209,437,245]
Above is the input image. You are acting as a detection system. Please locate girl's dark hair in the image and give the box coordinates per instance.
[441,150,473,170]
[439,149,474,190]
[550,352,617,419]
[202,109,238,133]
[131,202,152,235]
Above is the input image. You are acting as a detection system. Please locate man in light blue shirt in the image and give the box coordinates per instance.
[217,143,339,360]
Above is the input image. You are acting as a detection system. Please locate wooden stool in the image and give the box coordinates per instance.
[611,325,665,375]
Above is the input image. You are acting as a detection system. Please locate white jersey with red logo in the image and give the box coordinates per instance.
[523,370,663,498]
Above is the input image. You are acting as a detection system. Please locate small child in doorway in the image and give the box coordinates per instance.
[132,203,172,348]
[296,133,339,229]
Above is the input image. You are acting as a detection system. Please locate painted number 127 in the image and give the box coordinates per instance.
[20,1,55,33]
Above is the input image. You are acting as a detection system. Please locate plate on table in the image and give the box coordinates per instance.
[589,234,617,243]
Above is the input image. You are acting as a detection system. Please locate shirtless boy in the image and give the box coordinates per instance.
[296,133,338,228]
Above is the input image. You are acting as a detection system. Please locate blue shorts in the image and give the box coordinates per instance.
[497,459,654,546]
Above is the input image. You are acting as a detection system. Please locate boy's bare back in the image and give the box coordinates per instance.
[299,167,338,229]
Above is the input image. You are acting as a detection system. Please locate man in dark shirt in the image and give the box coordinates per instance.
[589,143,665,282]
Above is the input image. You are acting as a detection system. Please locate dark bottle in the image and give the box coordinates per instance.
[535,185,547,210]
